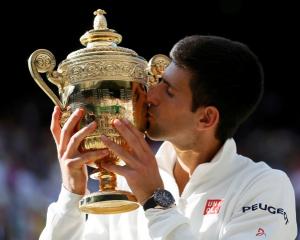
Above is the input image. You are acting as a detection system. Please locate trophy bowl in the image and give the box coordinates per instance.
[28,9,170,214]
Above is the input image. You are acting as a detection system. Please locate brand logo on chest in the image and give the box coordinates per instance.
[203,199,224,215]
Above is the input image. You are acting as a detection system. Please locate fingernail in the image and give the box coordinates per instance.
[100,135,109,142]
[54,106,61,114]
[113,119,121,127]
[88,121,97,128]
[74,108,81,115]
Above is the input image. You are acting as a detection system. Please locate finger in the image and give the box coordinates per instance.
[64,121,97,156]
[59,108,84,156]
[101,160,130,177]
[112,119,147,157]
[50,106,62,146]
[122,118,152,154]
[100,135,137,166]
[65,149,109,169]
[123,118,145,139]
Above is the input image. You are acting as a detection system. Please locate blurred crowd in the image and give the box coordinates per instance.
[0,100,299,240]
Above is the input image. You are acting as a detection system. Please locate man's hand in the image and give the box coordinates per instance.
[100,119,163,204]
[50,106,109,195]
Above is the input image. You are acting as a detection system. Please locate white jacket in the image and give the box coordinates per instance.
[40,139,297,240]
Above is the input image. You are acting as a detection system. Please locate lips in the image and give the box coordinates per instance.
[147,111,155,119]
[147,102,157,121]
[146,111,154,130]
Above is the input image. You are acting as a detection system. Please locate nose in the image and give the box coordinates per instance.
[147,84,161,106]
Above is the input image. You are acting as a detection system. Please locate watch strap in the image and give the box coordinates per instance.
[143,196,157,211]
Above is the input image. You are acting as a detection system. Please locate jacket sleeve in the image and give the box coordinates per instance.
[219,169,297,240]
[39,185,87,240]
[145,207,199,240]
[145,142,199,240]
[145,170,297,240]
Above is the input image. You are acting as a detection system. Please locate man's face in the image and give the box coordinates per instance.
[146,62,198,144]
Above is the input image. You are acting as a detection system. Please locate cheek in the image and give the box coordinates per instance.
[175,110,197,128]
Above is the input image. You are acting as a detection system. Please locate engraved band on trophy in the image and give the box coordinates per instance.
[28,9,170,214]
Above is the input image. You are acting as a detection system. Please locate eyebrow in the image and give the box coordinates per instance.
[161,77,177,90]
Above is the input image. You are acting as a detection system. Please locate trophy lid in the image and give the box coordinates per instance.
[28,9,170,110]
[57,9,148,85]
[80,9,122,47]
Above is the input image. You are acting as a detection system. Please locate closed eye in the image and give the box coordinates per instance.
[159,78,174,97]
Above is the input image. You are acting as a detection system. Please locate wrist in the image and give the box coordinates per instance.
[143,188,175,211]
[140,194,154,206]
[138,184,164,205]
[62,181,87,195]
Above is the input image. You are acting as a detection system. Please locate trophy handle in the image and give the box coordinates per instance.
[147,54,171,87]
[28,49,64,109]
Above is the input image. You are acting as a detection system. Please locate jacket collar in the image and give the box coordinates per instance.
[156,139,238,198]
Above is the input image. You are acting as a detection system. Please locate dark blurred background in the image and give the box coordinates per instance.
[0,0,299,239]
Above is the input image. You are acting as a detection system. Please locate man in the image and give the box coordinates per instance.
[40,35,297,239]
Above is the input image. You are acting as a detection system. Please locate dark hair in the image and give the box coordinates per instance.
[170,35,264,143]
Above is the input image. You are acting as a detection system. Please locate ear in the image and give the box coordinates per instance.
[196,106,219,130]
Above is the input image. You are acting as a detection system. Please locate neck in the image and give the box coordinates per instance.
[172,137,222,195]
[174,138,221,175]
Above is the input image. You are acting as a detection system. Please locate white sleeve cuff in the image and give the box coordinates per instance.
[145,207,192,239]
[56,185,85,217]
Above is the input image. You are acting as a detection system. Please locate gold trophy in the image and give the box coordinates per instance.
[28,9,170,214]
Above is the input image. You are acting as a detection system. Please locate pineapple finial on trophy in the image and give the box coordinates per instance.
[80,9,122,47]
[93,9,108,30]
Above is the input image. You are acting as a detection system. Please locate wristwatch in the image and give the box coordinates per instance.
[143,188,175,211]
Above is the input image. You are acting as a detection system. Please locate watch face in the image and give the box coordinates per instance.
[153,189,175,208]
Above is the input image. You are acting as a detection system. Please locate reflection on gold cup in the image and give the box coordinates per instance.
[28,9,170,214]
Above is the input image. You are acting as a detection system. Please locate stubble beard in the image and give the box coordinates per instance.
[146,121,168,141]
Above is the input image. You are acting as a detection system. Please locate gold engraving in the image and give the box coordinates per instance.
[35,54,52,71]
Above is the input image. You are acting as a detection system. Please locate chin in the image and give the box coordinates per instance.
[145,128,165,141]
[145,120,167,140]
